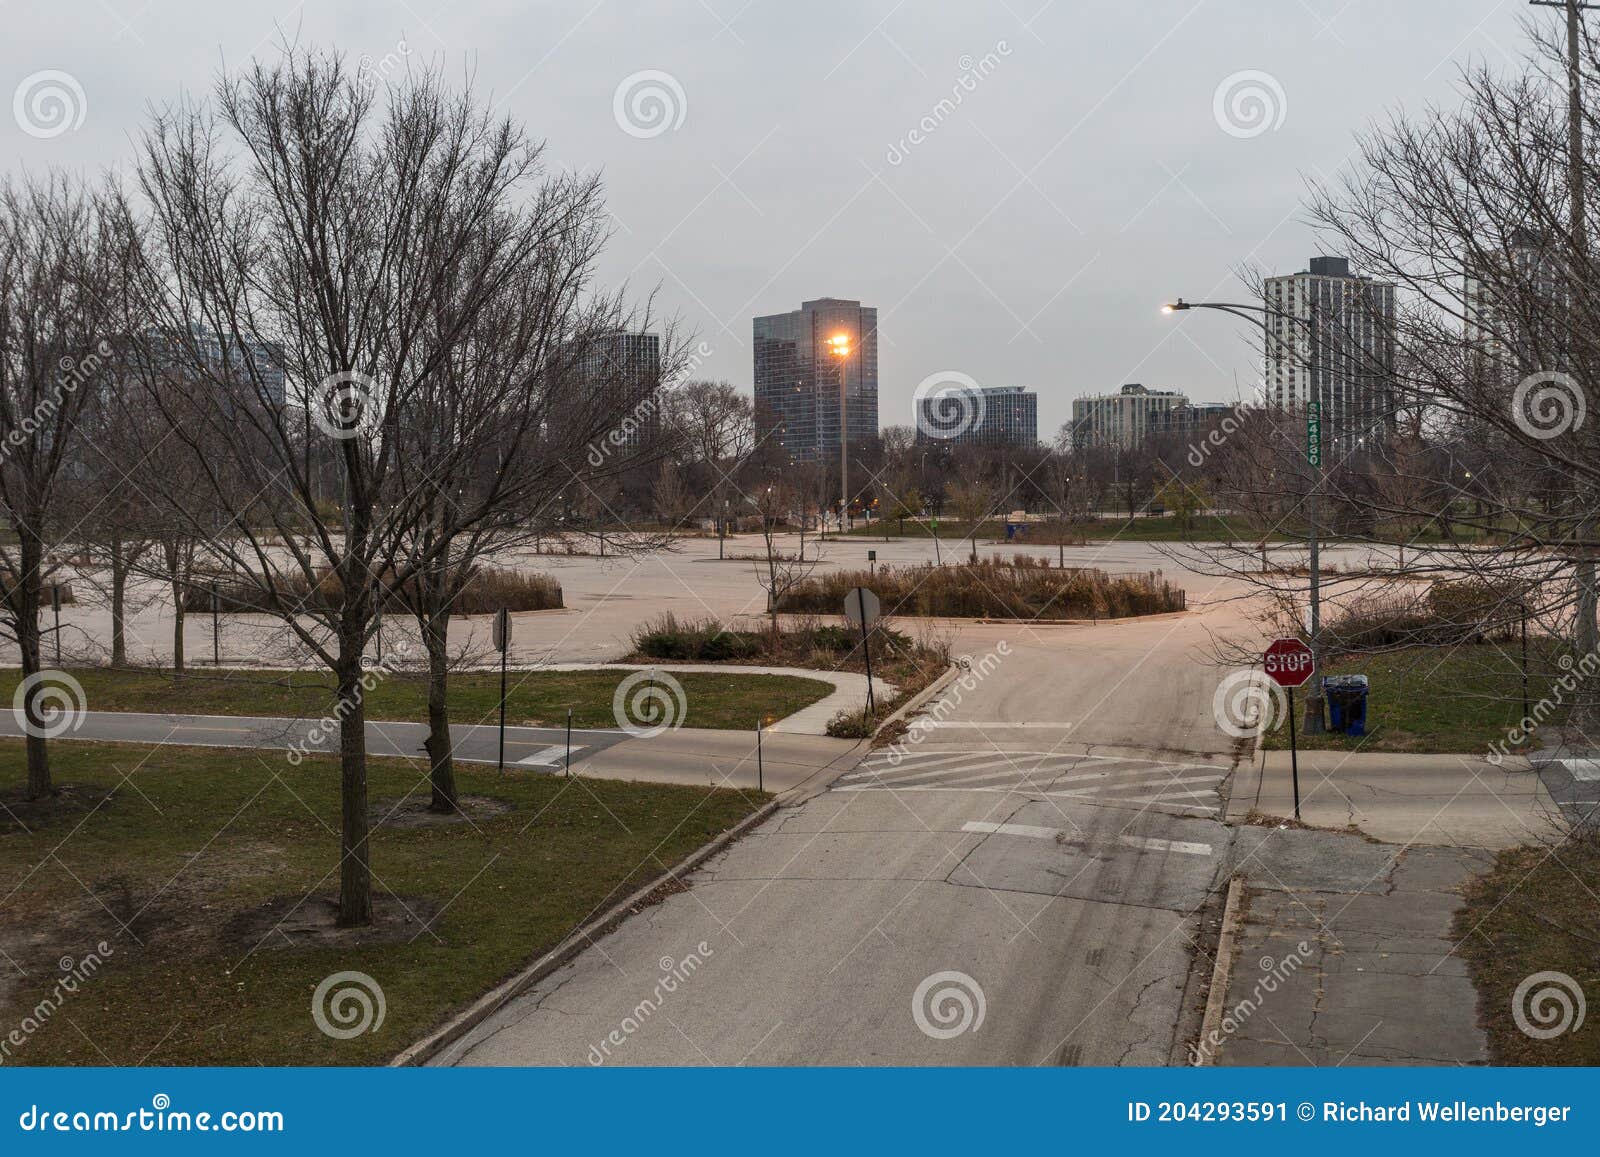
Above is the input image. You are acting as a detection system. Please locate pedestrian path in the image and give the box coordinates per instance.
[833,748,1227,817]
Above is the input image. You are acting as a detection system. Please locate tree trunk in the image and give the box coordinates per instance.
[422,608,457,813]
[336,645,373,927]
[171,580,185,675]
[15,529,51,798]
[109,530,128,667]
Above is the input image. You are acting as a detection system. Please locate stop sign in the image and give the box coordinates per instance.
[1263,638,1315,688]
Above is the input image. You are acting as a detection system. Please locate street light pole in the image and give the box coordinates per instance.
[1533,0,1600,666]
[1164,297,1328,733]
[829,333,853,537]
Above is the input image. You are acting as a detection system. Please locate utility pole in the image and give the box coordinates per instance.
[1533,0,1600,671]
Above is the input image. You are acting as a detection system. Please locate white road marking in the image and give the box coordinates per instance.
[1562,760,1600,781]
[518,744,583,766]
[960,820,1211,856]
[911,721,1074,729]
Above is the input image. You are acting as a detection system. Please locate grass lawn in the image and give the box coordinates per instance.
[1260,643,1562,754]
[1454,834,1600,1065]
[0,667,834,731]
[0,741,766,1065]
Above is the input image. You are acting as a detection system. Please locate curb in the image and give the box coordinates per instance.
[388,797,782,1067]
[1194,874,1246,1066]
[872,662,960,739]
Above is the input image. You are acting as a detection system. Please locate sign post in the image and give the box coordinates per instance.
[493,609,512,772]
[843,587,881,717]
[51,584,62,665]
[1264,637,1315,821]
[209,583,220,666]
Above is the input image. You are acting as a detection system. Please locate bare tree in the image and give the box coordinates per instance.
[116,52,622,924]
[0,176,125,799]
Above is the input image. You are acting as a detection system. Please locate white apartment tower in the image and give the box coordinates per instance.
[1264,256,1396,448]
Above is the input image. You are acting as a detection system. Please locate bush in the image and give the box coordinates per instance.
[1324,580,1522,654]
[772,558,1184,620]
[630,614,762,662]
[180,565,562,614]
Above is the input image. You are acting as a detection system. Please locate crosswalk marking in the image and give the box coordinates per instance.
[518,744,584,767]
[836,749,1226,817]
[959,820,1212,856]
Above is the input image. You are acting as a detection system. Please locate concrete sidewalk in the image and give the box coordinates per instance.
[1210,827,1491,1066]
[1228,750,1559,848]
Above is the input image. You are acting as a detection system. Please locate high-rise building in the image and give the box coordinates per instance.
[1464,230,1566,376]
[563,330,662,451]
[752,298,878,462]
[1264,255,1395,448]
[1070,384,1188,450]
[915,385,1037,446]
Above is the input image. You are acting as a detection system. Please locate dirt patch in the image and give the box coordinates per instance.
[0,784,117,832]
[368,794,514,829]
[222,893,441,953]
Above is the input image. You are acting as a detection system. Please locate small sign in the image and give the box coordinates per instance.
[1264,637,1315,688]
[867,550,877,562]
[492,608,512,654]
[1306,401,1322,467]
[842,587,881,628]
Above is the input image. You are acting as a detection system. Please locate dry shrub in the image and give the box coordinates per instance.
[773,559,1184,620]
[181,566,561,614]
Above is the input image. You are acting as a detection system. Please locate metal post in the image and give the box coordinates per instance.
[839,352,849,540]
[51,584,61,665]
[756,719,763,793]
[565,708,573,777]
[373,580,383,665]
[1522,602,1532,728]
[210,582,219,666]
[497,642,507,772]
[1288,685,1302,822]
[857,587,876,717]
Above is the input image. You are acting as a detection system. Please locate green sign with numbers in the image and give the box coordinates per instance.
[1306,401,1322,467]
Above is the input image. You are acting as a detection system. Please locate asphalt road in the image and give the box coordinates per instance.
[439,601,1249,1067]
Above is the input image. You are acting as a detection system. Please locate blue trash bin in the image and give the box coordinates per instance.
[1321,674,1369,737]
[1005,523,1017,541]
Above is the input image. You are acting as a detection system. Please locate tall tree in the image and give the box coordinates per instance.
[0,176,126,799]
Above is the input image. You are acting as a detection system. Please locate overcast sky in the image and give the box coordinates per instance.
[4,0,1540,434]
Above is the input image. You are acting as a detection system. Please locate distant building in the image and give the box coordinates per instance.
[562,330,662,452]
[1464,230,1566,377]
[915,385,1037,447]
[753,298,879,462]
[1070,384,1188,450]
[1264,255,1395,448]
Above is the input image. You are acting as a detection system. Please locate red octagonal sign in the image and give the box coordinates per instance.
[1263,638,1315,688]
